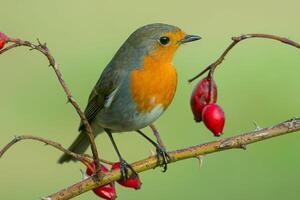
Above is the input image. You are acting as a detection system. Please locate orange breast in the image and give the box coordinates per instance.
[130,55,177,112]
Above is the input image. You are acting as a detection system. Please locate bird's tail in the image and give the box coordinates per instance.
[58,130,98,164]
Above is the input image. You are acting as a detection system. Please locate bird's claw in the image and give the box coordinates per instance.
[119,159,137,180]
[156,145,170,172]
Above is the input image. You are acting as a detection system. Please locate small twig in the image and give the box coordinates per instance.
[188,33,300,83]
[0,135,112,165]
[47,117,300,200]
[0,36,102,174]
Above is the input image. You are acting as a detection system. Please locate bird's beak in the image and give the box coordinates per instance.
[180,34,201,44]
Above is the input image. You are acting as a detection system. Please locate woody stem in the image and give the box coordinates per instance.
[0,37,102,175]
[0,134,113,165]
[47,117,300,200]
[188,33,300,83]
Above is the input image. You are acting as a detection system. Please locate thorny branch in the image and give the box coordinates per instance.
[46,118,300,200]
[0,37,102,174]
[0,135,113,165]
[188,33,300,83]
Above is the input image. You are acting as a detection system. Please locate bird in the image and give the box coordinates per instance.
[58,23,201,179]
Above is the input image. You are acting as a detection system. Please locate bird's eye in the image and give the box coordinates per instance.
[159,36,170,45]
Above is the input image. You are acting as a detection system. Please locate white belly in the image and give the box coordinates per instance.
[132,105,164,129]
[94,104,165,132]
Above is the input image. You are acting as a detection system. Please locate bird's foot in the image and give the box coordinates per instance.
[119,159,137,180]
[155,145,170,172]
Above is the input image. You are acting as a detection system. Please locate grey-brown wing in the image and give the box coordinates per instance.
[78,90,103,131]
[78,65,126,131]
[78,91,103,131]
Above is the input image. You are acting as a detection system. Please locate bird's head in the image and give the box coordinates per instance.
[125,23,201,63]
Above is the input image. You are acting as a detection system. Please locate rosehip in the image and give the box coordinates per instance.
[0,32,7,49]
[202,103,225,136]
[93,183,117,200]
[86,161,117,200]
[86,161,109,176]
[112,162,142,190]
[190,77,217,122]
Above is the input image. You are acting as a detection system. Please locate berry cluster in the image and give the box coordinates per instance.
[190,75,225,136]
[85,161,142,200]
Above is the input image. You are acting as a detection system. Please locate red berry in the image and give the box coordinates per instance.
[0,32,7,49]
[86,161,117,200]
[112,162,142,190]
[190,77,217,122]
[202,103,225,136]
[86,161,108,176]
[93,183,117,200]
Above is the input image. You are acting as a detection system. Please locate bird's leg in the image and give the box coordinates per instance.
[105,129,137,180]
[150,124,166,150]
[150,124,171,171]
[137,129,170,172]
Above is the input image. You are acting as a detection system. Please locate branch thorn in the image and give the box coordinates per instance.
[37,38,42,46]
[253,121,262,131]
[66,98,71,104]
[195,155,204,168]
[80,169,89,180]
[13,135,20,142]
[240,144,247,150]
[41,197,51,200]
[149,148,156,156]
[286,117,298,131]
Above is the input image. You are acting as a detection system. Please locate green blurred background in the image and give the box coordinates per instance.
[1,0,300,199]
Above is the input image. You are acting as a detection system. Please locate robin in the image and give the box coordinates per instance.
[58,23,201,179]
